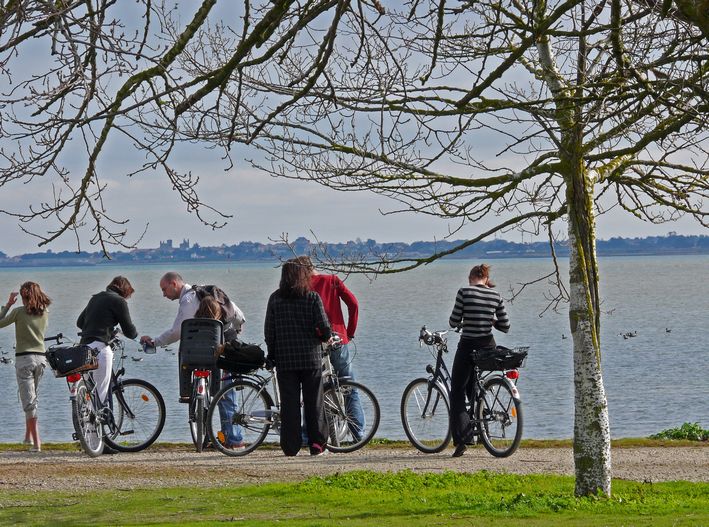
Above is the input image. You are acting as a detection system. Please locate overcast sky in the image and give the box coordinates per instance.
[1,3,706,257]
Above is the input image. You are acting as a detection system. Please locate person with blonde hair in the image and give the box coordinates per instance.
[0,282,52,452]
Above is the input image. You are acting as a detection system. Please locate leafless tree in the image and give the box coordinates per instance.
[1,0,707,496]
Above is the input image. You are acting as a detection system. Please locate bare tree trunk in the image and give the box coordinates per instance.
[566,154,612,496]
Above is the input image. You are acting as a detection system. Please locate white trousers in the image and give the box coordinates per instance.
[87,341,113,406]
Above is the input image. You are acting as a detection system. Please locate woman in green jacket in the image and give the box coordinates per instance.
[0,282,51,452]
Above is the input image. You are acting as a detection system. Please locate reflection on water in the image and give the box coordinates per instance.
[0,256,706,442]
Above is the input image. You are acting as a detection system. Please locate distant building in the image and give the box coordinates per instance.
[179,239,190,250]
[159,239,173,250]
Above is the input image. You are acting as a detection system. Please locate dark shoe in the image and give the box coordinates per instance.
[102,444,118,455]
[309,443,328,456]
[452,443,467,458]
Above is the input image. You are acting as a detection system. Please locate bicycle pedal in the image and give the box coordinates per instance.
[72,433,79,441]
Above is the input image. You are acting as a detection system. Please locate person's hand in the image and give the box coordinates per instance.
[140,335,154,346]
[6,292,18,308]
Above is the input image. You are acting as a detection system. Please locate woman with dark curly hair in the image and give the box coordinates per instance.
[77,276,138,407]
[0,282,52,452]
[264,259,332,456]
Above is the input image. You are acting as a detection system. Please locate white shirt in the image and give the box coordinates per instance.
[153,284,246,347]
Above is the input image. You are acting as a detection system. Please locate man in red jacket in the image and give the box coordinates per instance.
[298,256,365,440]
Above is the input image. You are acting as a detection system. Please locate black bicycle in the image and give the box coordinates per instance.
[46,331,166,456]
[400,326,527,457]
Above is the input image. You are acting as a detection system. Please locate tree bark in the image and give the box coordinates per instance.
[566,153,612,496]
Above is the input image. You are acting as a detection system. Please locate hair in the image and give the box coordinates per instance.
[107,276,135,299]
[279,258,312,298]
[195,296,222,320]
[160,271,184,284]
[469,263,495,288]
[295,255,314,272]
[20,282,51,316]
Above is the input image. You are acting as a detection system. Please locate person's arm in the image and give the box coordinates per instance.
[154,293,198,347]
[230,300,246,329]
[116,298,138,340]
[313,294,332,342]
[76,307,86,330]
[336,277,358,339]
[449,289,464,328]
[0,304,18,328]
[494,297,511,333]
[263,295,275,360]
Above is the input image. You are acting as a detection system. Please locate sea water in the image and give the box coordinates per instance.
[0,255,706,442]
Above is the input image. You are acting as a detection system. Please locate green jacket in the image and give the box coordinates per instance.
[0,305,49,355]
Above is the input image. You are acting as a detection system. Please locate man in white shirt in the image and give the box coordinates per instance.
[140,272,245,348]
[141,271,246,448]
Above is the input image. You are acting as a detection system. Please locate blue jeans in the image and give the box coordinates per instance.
[217,376,243,445]
[330,343,365,440]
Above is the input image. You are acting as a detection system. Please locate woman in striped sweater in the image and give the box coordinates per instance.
[448,264,510,457]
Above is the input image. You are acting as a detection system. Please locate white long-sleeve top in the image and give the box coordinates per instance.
[153,284,245,347]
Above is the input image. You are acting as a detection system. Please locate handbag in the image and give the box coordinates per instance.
[472,345,528,371]
[217,339,265,374]
[46,345,98,377]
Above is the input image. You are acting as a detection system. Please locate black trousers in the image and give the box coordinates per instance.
[450,335,495,446]
[277,368,327,456]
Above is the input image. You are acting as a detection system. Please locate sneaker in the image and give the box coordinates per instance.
[225,441,246,450]
[28,446,42,453]
[22,439,32,446]
[452,443,467,458]
[309,443,328,456]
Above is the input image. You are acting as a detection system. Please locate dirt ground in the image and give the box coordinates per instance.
[1,445,707,490]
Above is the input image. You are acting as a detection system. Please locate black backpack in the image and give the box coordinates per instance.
[192,285,242,340]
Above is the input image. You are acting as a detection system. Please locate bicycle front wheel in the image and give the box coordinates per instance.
[207,379,274,456]
[400,378,451,454]
[477,377,523,457]
[72,379,104,457]
[104,379,166,452]
[324,380,380,453]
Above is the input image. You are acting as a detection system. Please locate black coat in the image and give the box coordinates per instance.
[77,289,137,344]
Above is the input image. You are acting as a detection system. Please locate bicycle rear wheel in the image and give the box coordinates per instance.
[476,377,523,457]
[400,378,451,454]
[207,379,274,456]
[324,380,380,453]
[104,379,166,452]
[190,396,207,453]
[72,379,104,457]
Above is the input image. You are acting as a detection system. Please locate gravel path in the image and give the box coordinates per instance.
[1,445,707,490]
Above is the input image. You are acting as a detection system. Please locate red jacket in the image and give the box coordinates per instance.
[310,274,358,344]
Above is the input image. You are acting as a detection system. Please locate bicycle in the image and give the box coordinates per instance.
[178,319,224,453]
[45,331,166,457]
[206,336,380,456]
[188,367,214,453]
[400,326,527,457]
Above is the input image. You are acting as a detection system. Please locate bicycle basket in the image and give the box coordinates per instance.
[217,339,265,374]
[45,345,98,377]
[472,345,528,371]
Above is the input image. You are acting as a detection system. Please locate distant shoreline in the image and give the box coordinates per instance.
[1,233,707,268]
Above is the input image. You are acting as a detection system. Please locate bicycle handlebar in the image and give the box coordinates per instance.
[43,333,64,344]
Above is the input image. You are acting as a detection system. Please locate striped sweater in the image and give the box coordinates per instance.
[449,285,510,339]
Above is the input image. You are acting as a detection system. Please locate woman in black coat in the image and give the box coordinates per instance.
[264,259,332,456]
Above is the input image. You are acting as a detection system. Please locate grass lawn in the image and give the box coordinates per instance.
[0,470,707,526]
